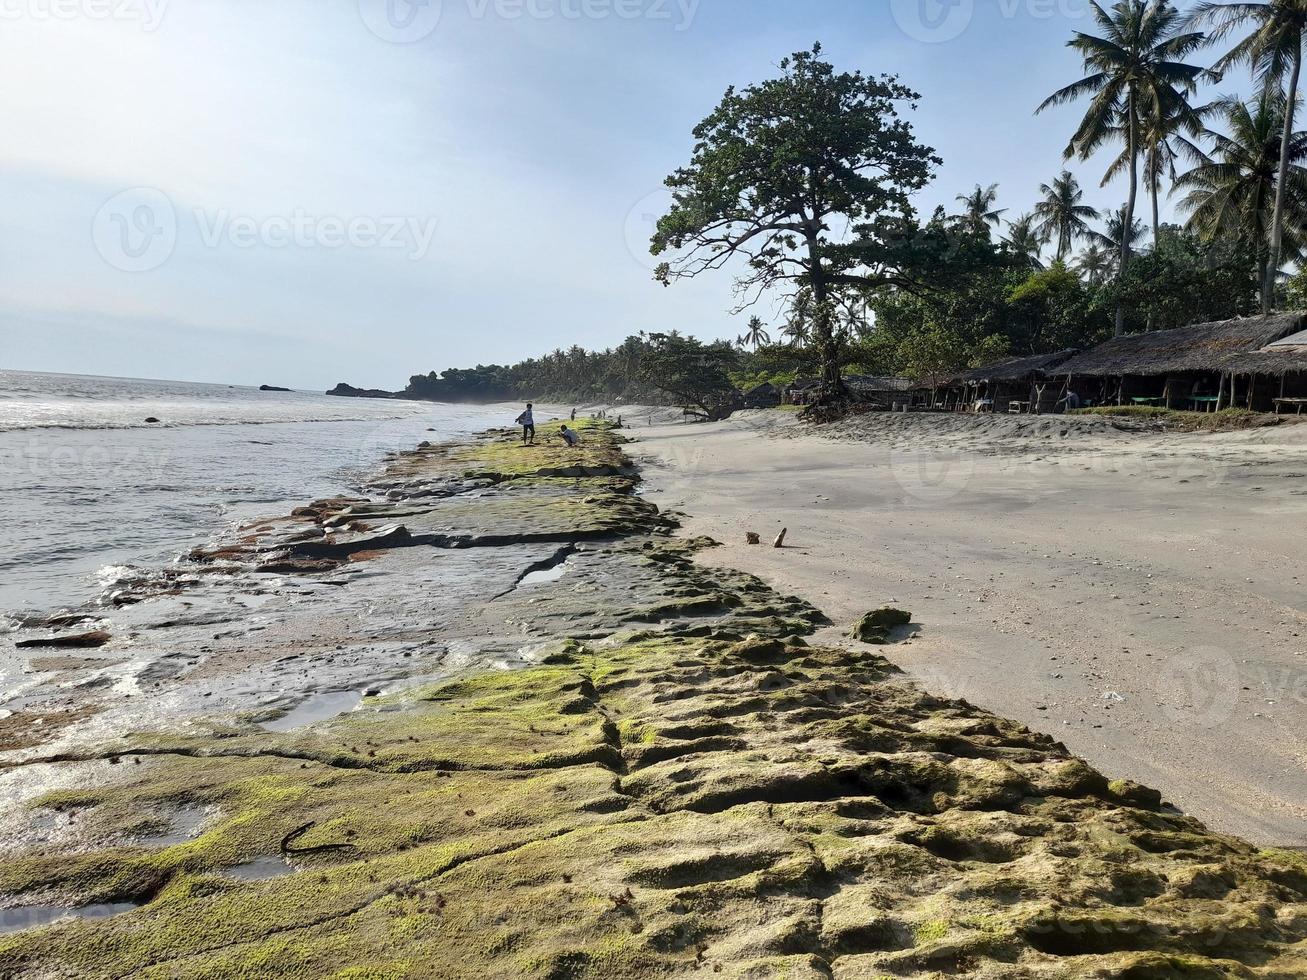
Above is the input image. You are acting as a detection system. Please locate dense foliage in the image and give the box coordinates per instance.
[387,7,1307,410]
[388,219,1261,407]
[650,44,940,400]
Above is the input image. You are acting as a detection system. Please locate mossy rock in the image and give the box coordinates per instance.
[851,607,912,644]
[6,633,1307,978]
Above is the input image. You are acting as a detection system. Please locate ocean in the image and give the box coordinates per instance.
[0,370,528,616]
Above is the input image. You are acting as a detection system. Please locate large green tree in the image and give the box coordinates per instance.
[1106,225,1261,327]
[651,45,940,403]
[634,332,741,421]
[1190,0,1307,312]
[1038,0,1206,335]
[1007,261,1108,352]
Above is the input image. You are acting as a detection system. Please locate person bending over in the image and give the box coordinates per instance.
[559,424,580,447]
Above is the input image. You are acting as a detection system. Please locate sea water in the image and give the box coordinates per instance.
[0,370,532,616]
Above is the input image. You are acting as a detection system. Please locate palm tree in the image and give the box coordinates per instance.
[1076,242,1117,283]
[1092,209,1150,255]
[1174,93,1307,290]
[1032,171,1101,259]
[1190,1,1307,312]
[1102,99,1211,242]
[1003,213,1048,268]
[741,315,770,348]
[1038,0,1207,333]
[780,323,808,346]
[955,183,1006,233]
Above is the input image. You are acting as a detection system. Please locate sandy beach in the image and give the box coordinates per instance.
[633,409,1307,846]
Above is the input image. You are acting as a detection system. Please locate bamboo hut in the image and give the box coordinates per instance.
[1046,314,1307,411]
[1227,328,1307,413]
[845,374,914,410]
[912,369,968,411]
[953,349,1079,413]
[911,351,1078,413]
[742,382,782,408]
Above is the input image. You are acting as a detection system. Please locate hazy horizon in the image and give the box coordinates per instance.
[2,0,1242,390]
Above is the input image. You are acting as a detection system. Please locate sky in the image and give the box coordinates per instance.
[0,0,1251,389]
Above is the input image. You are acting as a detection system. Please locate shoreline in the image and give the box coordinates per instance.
[2,418,1307,975]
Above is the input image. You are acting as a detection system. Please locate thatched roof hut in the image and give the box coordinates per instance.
[845,375,914,393]
[955,349,1079,385]
[785,376,912,395]
[1049,314,1305,378]
[1227,328,1307,376]
[742,382,782,407]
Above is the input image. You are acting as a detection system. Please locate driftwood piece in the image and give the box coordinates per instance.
[772,528,787,549]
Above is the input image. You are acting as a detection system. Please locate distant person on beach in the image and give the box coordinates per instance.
[570,408,576,421]
[559,424,580,447]
[516,403,535,445]
[1057,390,1081,412]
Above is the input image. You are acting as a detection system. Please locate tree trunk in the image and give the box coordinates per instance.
[1266,41,1302,315]
[805,234,847,406]
[1149,162,1160,247]
[1116,89,1139,338]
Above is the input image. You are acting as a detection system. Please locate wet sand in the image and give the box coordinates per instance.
[633,409,1307,845]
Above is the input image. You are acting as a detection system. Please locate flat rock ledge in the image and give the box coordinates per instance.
[1,422,1305,979]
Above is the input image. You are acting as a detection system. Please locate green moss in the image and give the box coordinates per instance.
[913,918,949,945]
[3,574,1306,977]
[850,608,911,644]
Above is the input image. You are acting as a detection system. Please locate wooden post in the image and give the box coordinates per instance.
[1247,374,1255,411]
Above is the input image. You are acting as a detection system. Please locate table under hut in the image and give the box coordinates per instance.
[1043,313,1307,412]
